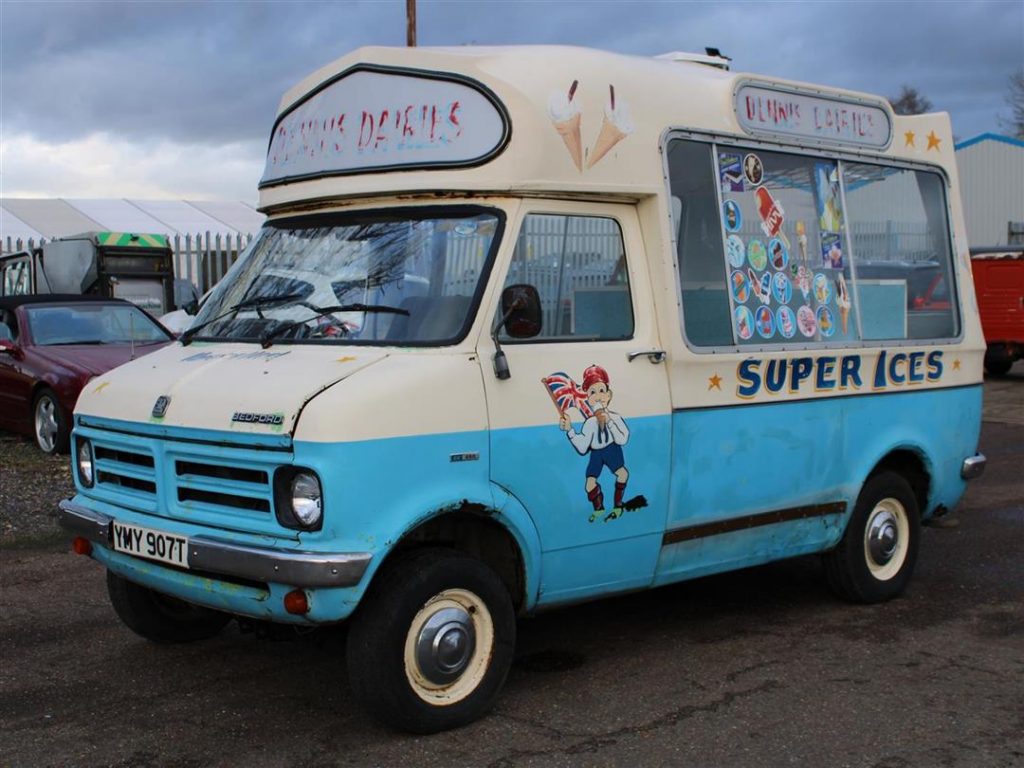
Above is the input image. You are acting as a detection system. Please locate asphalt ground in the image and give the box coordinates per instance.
[1,365,1021,768]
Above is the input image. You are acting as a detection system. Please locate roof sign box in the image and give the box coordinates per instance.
[260,65,511,188]
[735,83,892,149]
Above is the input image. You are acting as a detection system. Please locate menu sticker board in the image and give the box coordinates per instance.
[718,149,858,345]
[735,84,891,149]
[261,67,509,187]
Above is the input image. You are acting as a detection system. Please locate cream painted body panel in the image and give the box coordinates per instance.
[76,343,387,434]
[477,199,671,430]
[294,351,489,443]
[255,46,982,417]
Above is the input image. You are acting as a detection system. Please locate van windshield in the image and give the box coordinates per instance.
[188,207,503,346]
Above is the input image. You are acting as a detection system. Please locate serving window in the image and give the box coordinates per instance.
[666,137,959,349]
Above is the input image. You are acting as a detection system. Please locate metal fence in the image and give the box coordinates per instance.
[1,232,256,295]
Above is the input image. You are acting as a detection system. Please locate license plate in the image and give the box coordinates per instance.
[111,522,189,569]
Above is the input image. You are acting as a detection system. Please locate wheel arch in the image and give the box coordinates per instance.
[863,446,931,518]
[363,498,542,615]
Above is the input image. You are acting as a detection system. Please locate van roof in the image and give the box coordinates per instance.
[258,45,957,213]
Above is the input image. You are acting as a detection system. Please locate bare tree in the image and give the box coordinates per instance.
[889,85,933,115]
[1000,69,1024,139]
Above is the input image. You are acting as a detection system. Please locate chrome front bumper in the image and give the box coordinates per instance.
[961,453,987,480]
[58,500,371,588]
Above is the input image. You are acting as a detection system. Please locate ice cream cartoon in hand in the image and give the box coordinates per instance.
[543,366,647,523]
[835,273,851,334]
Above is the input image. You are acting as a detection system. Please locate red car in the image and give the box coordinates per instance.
[0,295,172,453]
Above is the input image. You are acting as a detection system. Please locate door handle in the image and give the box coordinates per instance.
[627,349,666,364]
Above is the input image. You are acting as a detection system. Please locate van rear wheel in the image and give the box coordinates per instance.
[106,571,231,643]
[824,471,920,603]
[346,548,515,733]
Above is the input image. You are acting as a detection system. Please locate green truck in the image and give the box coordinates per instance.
[0,231,180,316]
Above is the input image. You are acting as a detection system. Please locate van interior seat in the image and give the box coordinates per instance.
[387,295,472,342]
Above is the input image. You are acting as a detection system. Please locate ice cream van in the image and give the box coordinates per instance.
[59,46,986,732]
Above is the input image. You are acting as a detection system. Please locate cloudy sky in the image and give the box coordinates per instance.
[1,0,1021,203]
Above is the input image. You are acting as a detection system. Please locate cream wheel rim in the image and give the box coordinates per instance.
[403,588,493,706]
[863,498,910,581]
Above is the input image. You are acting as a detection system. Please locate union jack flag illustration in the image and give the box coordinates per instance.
[542,372,593,418]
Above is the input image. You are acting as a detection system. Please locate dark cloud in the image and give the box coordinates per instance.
[1,0,1020,149]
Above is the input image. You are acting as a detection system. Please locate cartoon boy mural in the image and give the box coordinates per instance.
[550,365,633,522]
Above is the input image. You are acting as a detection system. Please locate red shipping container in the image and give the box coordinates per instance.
[971,249,1024,375]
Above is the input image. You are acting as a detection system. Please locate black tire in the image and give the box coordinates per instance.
[32,387,68,455]
[824,471,921,604]
[346,548,516,734]
[984,352,1012,376]
[106,571,231,643]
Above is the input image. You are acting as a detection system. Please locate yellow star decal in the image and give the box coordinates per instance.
[904,130,916,147]
[952,358,961,371]
[336,355,357,363]
[926,131,941,151]
[708,373,723,391]
[93,382,110,394]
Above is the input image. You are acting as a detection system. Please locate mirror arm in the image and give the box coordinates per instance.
[490,298,524,381]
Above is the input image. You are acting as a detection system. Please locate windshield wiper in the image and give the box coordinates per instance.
[180,292,307,346]
[259,303,409,348]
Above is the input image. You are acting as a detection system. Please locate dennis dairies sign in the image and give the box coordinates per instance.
[260,66,509,186]
[735,83,892,148]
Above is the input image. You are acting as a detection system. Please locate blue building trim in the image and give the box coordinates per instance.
[954,132,1024,151]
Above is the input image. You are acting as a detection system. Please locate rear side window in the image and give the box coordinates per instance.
[844,164,958,339]
[666,137,959,348]
[500,214,633,341]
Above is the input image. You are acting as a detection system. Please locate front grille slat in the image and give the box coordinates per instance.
[94,458,157,484]
[178,487,271,513]
[175,475,271,501]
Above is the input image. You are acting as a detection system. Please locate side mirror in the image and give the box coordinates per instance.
[0,340,21,359]
[490,284,543,380]
[499,284,542,340]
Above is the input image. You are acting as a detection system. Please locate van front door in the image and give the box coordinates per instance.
[480,202,672,607]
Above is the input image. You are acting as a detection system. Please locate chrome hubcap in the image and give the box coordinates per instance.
[867,510,899,565]
[863,498,910,581]
[35,397,58,451]
[415,606,476,685]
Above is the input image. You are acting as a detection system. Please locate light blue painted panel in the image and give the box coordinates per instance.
[661,385,982,583]
[490,414,671,602]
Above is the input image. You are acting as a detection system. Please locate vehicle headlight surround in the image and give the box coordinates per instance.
[274,468,323,531]
[77,439,94,488]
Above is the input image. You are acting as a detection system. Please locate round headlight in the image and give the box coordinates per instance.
[77,440,94,487]
[290,472,322,527]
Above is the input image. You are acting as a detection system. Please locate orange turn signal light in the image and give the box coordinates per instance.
[284,589,309,615]
[72,537,92,556]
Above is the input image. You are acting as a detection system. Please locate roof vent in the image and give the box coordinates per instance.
[656,48,731,71]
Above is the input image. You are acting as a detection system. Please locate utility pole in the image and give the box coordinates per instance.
[406,0,417,47]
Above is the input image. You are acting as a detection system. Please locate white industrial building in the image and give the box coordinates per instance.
[0,198,265,251]
[955,133,1024,248]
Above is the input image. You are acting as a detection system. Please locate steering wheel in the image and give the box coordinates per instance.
[297,300,355,339]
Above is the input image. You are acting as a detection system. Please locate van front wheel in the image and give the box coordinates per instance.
[824,471,920,603]
[346,548,515,733]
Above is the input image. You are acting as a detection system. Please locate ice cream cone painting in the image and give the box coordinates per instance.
[587,85,634,169]
[549,80,584,172]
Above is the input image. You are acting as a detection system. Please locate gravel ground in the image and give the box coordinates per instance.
[0,433,72,545]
